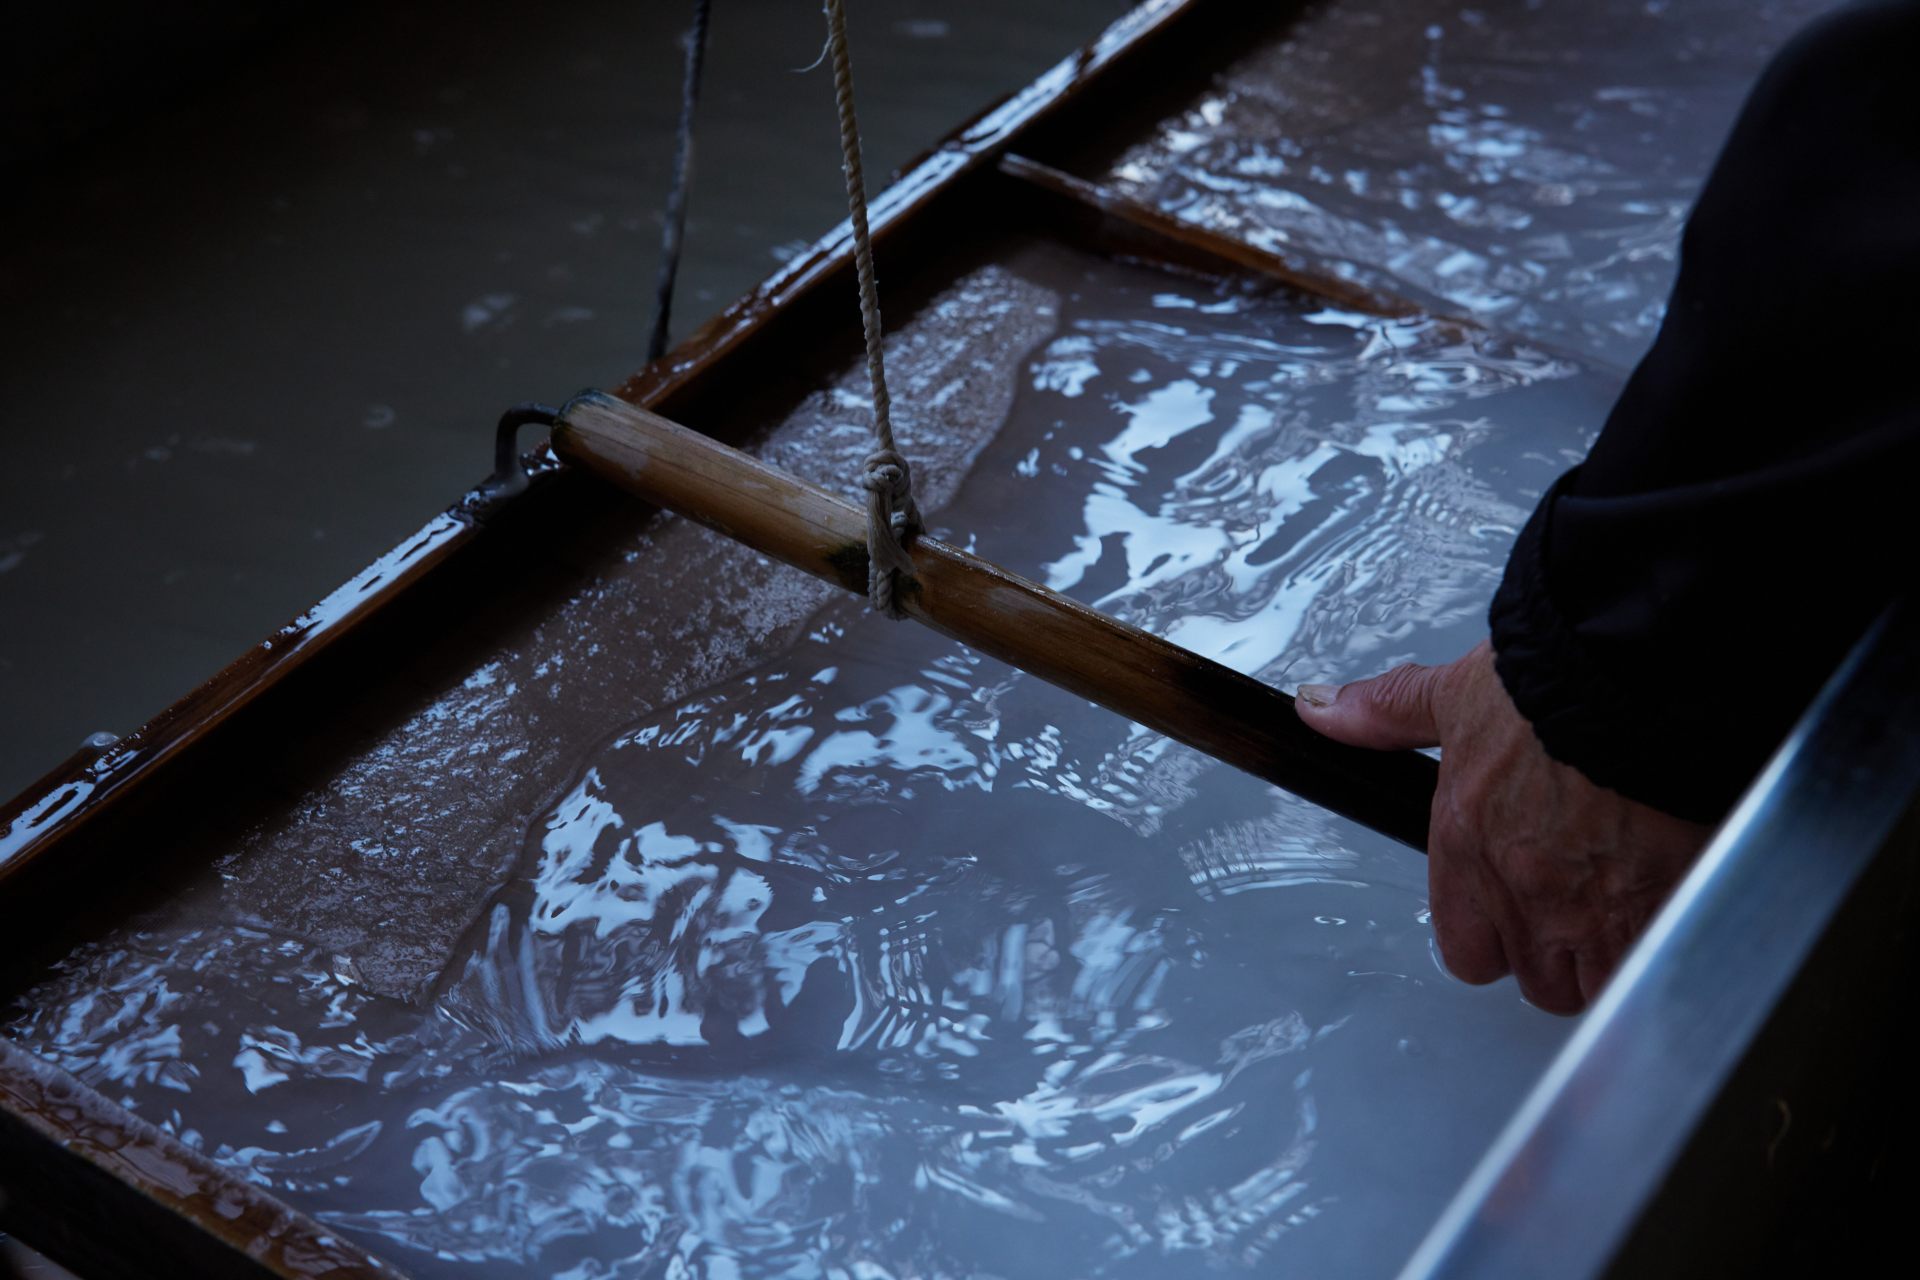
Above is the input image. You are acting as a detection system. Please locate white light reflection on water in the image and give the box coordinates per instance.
[6,252,1612,1277]
[1099,0,1841,368]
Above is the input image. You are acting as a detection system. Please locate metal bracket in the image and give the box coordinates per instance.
[467,403,561,521]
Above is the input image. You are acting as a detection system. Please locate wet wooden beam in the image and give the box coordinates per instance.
[998,152,1438,319]
[555,392,1439,851]
[617,0,1216,410]
[0,1041,404,1280]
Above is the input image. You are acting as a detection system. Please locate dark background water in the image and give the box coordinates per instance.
[0,0,1128,801]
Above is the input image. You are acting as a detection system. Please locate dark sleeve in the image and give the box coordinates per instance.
[1488,0,1920,824]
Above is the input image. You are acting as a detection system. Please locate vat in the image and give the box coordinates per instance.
[4,2,1910,1277]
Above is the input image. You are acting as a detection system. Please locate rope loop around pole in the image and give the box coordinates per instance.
[861,446,922,615]
[821,0,920,618]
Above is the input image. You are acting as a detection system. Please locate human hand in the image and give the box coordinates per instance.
[1294,640,1711,1014]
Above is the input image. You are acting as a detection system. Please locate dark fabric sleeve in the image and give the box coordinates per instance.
[1488,0,1920,824]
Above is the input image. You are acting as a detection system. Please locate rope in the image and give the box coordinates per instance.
[647,0,714,363]
[821,0,922,618]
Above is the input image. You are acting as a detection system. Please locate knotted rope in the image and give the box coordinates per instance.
[647,0,714,363]
[821,0,922,618]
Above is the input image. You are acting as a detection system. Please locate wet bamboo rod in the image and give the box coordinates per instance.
[553,391,1439,851]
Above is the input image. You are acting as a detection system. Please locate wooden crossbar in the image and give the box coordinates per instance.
[554,392,1439,851]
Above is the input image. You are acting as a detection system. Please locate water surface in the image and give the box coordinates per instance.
[1092,0,1839,367]
[7,244,1612,1277]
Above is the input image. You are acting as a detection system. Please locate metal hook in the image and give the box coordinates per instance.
[468,403,562,519]
[492,404,561,497]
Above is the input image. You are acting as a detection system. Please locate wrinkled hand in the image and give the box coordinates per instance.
[1295,640,1710,1014]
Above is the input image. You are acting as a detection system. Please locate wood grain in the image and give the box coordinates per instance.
[556,392,1438,850]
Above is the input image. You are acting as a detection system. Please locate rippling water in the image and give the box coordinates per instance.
[1095,0,1838,367]
[4,245,1616,1277]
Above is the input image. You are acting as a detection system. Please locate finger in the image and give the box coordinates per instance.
[1295,661,1447,751]
[1465,846,1585,1013]
[1574,949,1614,1008]
[1574,916,1642,1008]
[1433,905,1509,986]
[1427,822,1509,985]
[1513,947,1585,1016]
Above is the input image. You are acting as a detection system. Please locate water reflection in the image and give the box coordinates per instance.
[6,253,1604,1277]
[1097,0,1837,366]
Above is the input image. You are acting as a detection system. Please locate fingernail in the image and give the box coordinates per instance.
[1296,683,1339,709]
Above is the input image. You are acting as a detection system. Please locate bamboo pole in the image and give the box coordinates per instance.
[553,392,1439,851]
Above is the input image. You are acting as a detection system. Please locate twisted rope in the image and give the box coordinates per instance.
[647,0,714,363]
[822,0,921,618]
